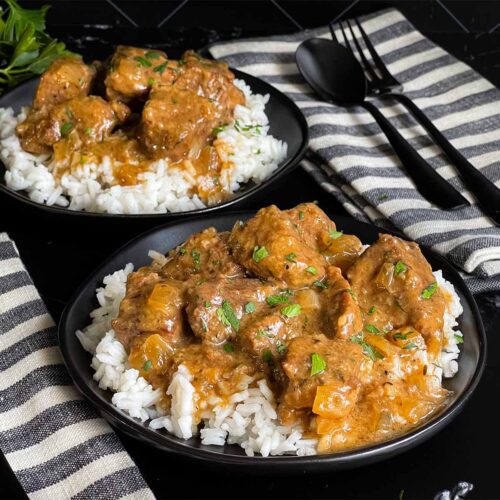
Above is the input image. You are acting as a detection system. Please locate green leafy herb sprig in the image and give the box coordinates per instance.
[0,0,76,93]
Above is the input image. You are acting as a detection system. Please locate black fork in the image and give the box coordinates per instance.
[330,18,500,225]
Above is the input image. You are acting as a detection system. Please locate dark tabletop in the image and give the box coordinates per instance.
[1,1,500,499]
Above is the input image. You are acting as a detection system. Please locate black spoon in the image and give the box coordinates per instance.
[296,38,469,210]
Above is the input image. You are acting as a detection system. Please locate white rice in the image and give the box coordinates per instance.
[0,79,287,214]
[75,256,464,457]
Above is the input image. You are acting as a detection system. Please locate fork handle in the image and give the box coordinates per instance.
[385,92,500,223]
[361,100,469,210]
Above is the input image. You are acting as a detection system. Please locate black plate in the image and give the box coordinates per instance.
[58,211,486,473]
[0,70,308,219]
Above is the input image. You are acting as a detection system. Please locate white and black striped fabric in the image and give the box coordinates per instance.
[0,234,155,500]
[210,8,500,294]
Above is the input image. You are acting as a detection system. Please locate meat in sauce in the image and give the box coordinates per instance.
[113,203,453,453]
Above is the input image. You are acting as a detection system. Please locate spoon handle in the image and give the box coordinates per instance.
[361,100,469,210]
[384,93,500,224]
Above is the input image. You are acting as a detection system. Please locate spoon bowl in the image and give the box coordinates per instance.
[296,38,367,103]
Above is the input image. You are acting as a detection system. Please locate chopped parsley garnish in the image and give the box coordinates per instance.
[179,247,187,255]
[245,302,255,313]
[60,122,73,137]
[285,252,297,262]
[257,329,275,338]
[252,245,269,263]
[299,210,305,220]
[212,124,228,136]
[262,349,273,363]
[454,334,464,344]
[281,303,301,318]
[392,332,408,341]
[153,62,168,74]
[191,249,201,270]
[204,300,211,308]
[310,352,326,376]
[217,300,239,332]
[134,55,152,67]
[195,279,205,286]
[350,333,384,362]
[365,324,382,335]
[84,127,92,135]
[234,120,262,134]
[201,318,208,332]
[143,360,153,371]
[147,77,155,86]
[394,261,408,275]
[223,342,234,353]
[266,294,289,306]
[145,51,161,59]
[329,230,343,239]
[346,289,356,300]
[314,280,328,289]
[305,266,318,275]
[276,340,287,356]
[421,282,438,299]
[404,342,417,350]
[368,306,377,315]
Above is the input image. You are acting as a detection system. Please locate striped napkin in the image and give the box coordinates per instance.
[209,8,500,294]
[0,234,154,500]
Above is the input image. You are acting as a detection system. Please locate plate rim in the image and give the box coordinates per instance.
[58,210,487,469]
[0,69,309,218]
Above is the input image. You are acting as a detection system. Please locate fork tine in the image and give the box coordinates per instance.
[345,19,380,85]
[354,17,400,87]
[328,21,338,43]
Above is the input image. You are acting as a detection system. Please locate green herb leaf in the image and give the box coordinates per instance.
[145,50,161,59]
[285,252,296,262]
[245,302,255,313]
[204,300,211,308]
[223,342,234,353]
[252,245,269,263]
[84,126,92,136]
[191,249,201,270]
[454,334,464,344]
[179,247,187,255]
[394,261,408,275]
[404,342,417,350]
[266,294,289,306]
[365,324,381,335]
[368,306,377,315]
[421,282,438,299]
[257,329,275,339]
[392,332,408,341]
[310,352,326,376]
[305,266,317,275]
[276,340,287,356]
[281,303,301,318]
[133,55,152,67]
[153,61,168,74]
[299,210,305,220]
[346,289,357,300]
[314,280,328,289]
[262,349,273,363]
[212,124,228,136]
[143,360,152,371]
[59,122,73,137]
[147,77,155,86]
[217,300,239,332]
[350,333,384,362]
[329,230,343,239]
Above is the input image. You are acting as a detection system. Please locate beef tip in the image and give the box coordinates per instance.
[112,267,186,350]
[321,266,363,340]
[104,46,176,104]
[139,85,217,161]
[160,228,243,282]
[280,334,366,412]
[228,205,327,288]
[32,56,96,110]
[175,50,245,123]
[185,277,277,345]
[347,234,445,357]
[17,96,129,153]
[284,203,336,250]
